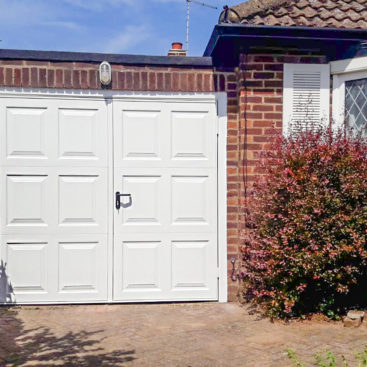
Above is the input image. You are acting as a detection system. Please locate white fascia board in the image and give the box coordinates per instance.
[331,56,367,75]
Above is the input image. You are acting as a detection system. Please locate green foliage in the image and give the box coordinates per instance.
[287,347,367,367]
[243,127,367,318]
[286,349,305,367]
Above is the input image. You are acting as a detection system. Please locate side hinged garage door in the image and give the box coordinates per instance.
[0,93,219,304]
[0,96,109,303]
[113,99,218,302]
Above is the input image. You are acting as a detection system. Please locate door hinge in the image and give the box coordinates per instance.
[217,267,220,278]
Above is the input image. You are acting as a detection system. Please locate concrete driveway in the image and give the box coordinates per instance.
[0,302,366,367]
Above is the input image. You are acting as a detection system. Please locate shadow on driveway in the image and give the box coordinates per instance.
[0,307,136,367]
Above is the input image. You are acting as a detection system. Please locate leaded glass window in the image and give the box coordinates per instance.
[345,78,367,135]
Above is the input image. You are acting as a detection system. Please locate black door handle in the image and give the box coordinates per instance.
[115,191,131,210]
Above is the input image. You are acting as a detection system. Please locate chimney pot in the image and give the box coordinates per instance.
[168,42,187,57]
[172,42,183,50]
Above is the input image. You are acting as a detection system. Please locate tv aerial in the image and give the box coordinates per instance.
[186,0,217,53]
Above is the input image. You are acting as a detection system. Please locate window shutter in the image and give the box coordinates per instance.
[283,63,330,136]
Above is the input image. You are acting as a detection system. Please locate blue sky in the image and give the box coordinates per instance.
[0,0,242,56]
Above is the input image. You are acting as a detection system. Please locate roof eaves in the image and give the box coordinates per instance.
[204,23,367,64]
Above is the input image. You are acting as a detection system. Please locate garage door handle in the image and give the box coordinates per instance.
[115,192,131,210]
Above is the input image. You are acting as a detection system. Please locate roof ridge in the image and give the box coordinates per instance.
[224,0,294,21]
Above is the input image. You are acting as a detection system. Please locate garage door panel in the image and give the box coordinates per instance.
[0,99,54,167]
[6,107,48,160]
[171,174,215,231]
[114,101,216,169]
[121,110,161,161]
[169,103,216,168]
[7,242,48,294]
[171,110,211,162]
[117,173,166,232]
[1,168,108,235]
[58,240,105,295]
[55,100,108,167]
[0,234,108,303]
[58,108,100,161]
[115,167,216,234]
[0,235,55,303]
[6,174,49,228]
[0,98,108,167]
[113,234,217,301]
[170,236,217,299]
[114,103,165,167]
[58,175,102,228]
[114,238,165,295]
[171,240,210,289]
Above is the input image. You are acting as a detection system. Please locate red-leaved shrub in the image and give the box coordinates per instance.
[243,127,367,318]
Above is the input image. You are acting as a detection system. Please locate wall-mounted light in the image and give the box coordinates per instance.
[99,61,112,86]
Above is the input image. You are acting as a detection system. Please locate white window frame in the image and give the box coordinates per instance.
[331,56,367,130]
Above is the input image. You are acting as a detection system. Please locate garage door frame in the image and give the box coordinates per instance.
[0,88,228,304]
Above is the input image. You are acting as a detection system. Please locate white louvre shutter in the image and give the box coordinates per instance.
[283,63,330,136]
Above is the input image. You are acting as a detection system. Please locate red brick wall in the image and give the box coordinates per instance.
[0,58,243,301]
[0,60,220,92]
[226,52,328,300]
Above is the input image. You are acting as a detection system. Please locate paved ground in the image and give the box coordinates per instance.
[0,302,366,367]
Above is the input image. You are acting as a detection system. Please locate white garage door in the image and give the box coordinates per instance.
[0,93,218,304]
[113,101,218,301]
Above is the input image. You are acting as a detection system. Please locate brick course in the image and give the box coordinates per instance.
[0,61,219,93]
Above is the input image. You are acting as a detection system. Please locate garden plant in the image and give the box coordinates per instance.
[242,127,367,318]
[286,346,367,366]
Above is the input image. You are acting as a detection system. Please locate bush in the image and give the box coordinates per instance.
[242,127,367,318]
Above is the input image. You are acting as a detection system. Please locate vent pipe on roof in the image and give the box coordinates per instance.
[168,42,187,56]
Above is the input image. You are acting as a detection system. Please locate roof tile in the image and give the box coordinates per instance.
[220,0,367,29]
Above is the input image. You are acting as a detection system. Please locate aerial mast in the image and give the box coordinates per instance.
[186,0,217,53]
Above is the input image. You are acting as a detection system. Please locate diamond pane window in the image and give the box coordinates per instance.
[345,78,367,135]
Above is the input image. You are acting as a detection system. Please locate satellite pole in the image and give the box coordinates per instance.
[186,0,217,53]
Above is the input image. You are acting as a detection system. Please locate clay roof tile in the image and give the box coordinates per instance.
[220,0,367,29]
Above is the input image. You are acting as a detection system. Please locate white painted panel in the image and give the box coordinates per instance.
[113,235,170,300]
[120,175,163,227]
[58,242,98,293]
[7,242,47,293]
[58,108,98,160]
[59,175,99,226]
[0,97,108,167]
[121,241,163,291]
[121,110,161,160]
[171,175,209,226]
[171,240,208,289]
[6,107,47,159]
[171,111,209,160]
[7,175,48,227]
